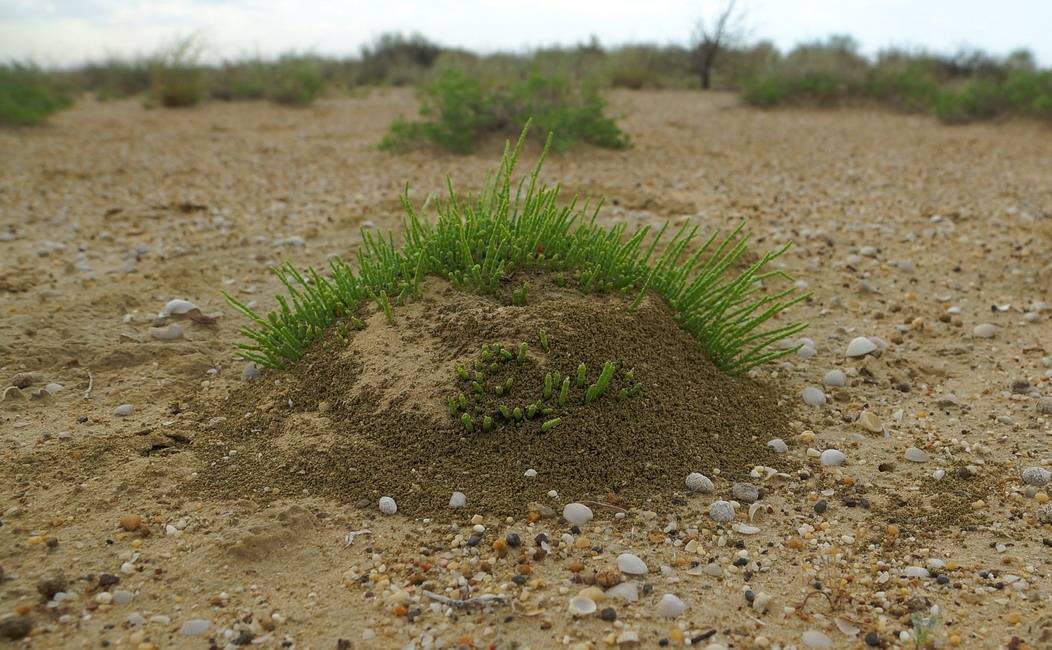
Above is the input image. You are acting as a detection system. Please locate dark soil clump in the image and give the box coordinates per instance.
[188,275,794,516]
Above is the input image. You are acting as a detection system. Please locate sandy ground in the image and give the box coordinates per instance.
[1,89,1051,649]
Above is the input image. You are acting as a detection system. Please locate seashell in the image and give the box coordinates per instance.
[160,299,198,317]
[858,410,883,433]
[2,385,26,402]
[734,523,760,535]
[378,496,397,515]
[655,593,686,617]
[44,383,64,395]
[685,472,714,493]
[904,447,929,463]
[562,503,592,525]
[820,449,846,466]
[845,337,877,357]
[834,617,860,636]
[567,596,596,617]
[616,553,648,575]
[748,502,773,523]
[604,581,638,602]
[149,323,183,340]
[449,492,466,508]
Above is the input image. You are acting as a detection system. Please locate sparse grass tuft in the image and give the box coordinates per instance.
[0,64,72,126]
[227,125,808,374]
[147,36,206,108]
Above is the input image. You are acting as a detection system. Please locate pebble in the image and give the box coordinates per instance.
[1038,398,1052,415]
[1021,467,1050,487]
[179,619,211,636]
[709,500,736,523]
[568,596,596,616]
[823,369,847,387]
[563,503,593,525]
[241,362,260,382]
[149,323,183,340]
[802,630,833,648]
[449,492,467,508]
[114,404,134,417]
[820,449,846,467]
[523,468,538,477]
[904,447,929,463]
[378,496,397,515]
[605,581,638,602]
[846,337,877,358]
[0,616,31,641]
[685,472,714,493]
[655,594,686,617]
[616,553,648,575]
[802,386,826,406]
[731,482,760,503]
[903,566,930,578]
[973,323,998,338]
[767,438,788,453]
[112,590,134,605]
[599,607,617,622]
[119,514,143,531]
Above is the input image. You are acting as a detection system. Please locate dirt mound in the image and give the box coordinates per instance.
[188,274,793,515]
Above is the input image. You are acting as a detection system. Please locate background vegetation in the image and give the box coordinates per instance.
[2,29,1049,127]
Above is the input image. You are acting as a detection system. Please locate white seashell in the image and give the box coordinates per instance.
[44,383,64,395]
[378,496,397,515]
[449,492,466,508]
[823,369,847,386]
[858,410,883,433]
[605,581,638,602]
[734,523,760,535]
[834,617,860,636]
[767,438,788,453]
[523,468,537,478]
[845,337,877,357]
[903,566,929,578]
[709,500,736,523]
[655,593,686,617]
[748,502,772,523]
[752,592,772,613]
[802,386,826,406]
[617,553,648,575]
[685,472,714,493]
[801,630,833,648]
[567,596,596,616]
[973,323,997,338]
[149,323,183,340]
[563,503,593,525]
[820,449,846,466]
[160,299,198,317]
[904,447,929,462]
[114,404,133,416]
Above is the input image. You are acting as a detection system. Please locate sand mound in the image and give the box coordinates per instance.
[189,275,793,515]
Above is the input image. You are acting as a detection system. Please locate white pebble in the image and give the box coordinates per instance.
[845,337,877,358]
[709,500,736,523]
[655,593,686,617]
[114,404,134,417]
[904,447,929,463]
[1021,467,1050,486]
[767,438,788,454]
[563,503,593,525]
[802,630,833,648]
[685,472,714,493]
[179,619,211,636]
[160,299,198,317]
[378,496,397,515]
[112,590,134,605]
[523,468,537,477]
[823,369,847,387]
[933,469,946,480]
[903,566,930,578]
[820,449,846,467]
[797,345,817,359]
[802,386,826,406]
[449,492,466,508]
[241,362,260,382]
[616,553,648,575]
[973,323,998,338]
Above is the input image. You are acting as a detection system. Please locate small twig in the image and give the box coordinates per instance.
[422,590,507,609]
[83,372,94,400]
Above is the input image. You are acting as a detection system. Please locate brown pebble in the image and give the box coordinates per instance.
[119,515,143,531]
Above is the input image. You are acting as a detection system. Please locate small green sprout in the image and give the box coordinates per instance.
[513,406,523,421]
[447,396,458,415]
[576,363,587,387]
[457,393,467,410]
[489,362,499,373]
[585,360,616,403]
[517,341,528,362]
[504,377,514,393]
[538,329,549,351]
[623,368,635,382]
[552,370,562,388]
[512,282,529,306]
[526,402,538,419]
[482,415,493,432]
[540,418,561,432]
[472,380,483,394]
[499,405,512,420]
[616,387,630,401]
[378,290,395,325]
[461,413,474,433]
[543,372,554,399]
[455,362,469,381]
[558,376,570,406]
[494,383,505,397]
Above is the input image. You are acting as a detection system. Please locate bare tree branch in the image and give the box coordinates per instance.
[692,0,746,90]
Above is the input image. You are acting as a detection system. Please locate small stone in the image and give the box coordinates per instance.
[685,472,714,493]
[731,483,760,503]
[1022,467,1050,487]
[563,503,593,526]
[0,616,32,641]
[801,630,833,648]
[179,619,211,636]
[449,492,467,508]
[813,499,827,514]
[10,373,35,389]
[568,596,596,617]
[767,438,788,453]
[524,468,538,478]
[114,404,134,417]
[112,590,134,605]
[241,362,260,382]
[36,572,67,599]
[846,337,877,358]
[655,594,686,617]
[378,496,397,515]
[820,449,846,467]
[904,447,929,463]
[119,514,143,531]
[616,553,648,575]
[823,369,847,387]
[973,323,998,338]
[802,386,826,406]
[903,566,930,578]
[709,500,736,523]
[599,607,617,622]
[1038,504,1052,524]
[1038,398,1052,415]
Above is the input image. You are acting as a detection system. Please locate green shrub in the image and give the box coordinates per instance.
[210,60,268,100]
[741,70,843,107]
[381,68,628,154]
[265,56,325,105]
[0,64,73,126]
[147,37,206,108]
[80,58,151,100]
[359,33,443,85]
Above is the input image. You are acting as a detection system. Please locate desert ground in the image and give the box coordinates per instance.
[1,89,1051,649]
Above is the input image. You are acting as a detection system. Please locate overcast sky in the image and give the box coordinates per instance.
[2,0,1050,67]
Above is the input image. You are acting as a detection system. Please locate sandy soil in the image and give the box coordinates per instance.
[1,89,1051,649]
